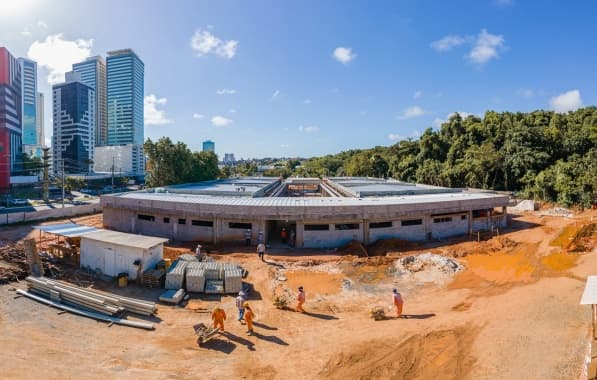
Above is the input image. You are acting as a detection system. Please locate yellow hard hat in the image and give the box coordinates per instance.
[244,302,250,307]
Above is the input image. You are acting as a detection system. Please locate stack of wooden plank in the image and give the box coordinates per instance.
[142,269,165,288]
[165,260,188,290]
[25,276,157,316]
[186,262,206,293]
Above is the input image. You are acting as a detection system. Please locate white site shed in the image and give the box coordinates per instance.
[80,230,168,280]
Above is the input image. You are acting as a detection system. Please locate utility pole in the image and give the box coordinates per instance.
[42,147,50,203]
[61,159,65,209]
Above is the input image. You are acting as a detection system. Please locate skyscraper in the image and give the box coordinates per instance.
[52,72,95,175]
[17,58,37,149]
[106,49,144,146]
[202,140,215,153]
[0,47,22,191]
[36,92,44,147]
[73,55,107,146]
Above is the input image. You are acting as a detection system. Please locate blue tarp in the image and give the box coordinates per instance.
[33,223,101,237]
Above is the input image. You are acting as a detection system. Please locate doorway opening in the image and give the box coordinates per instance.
[266,220,296,247]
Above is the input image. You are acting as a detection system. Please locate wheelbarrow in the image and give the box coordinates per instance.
[193,323,221,345]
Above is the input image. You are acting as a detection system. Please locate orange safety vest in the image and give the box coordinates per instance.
[212,308,226,321]
[297,291,305,303]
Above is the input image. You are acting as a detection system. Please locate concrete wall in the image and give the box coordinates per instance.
[430,213,468,239]
[0,202,102,225]
[302,222,362,248]
[80,239,162,280]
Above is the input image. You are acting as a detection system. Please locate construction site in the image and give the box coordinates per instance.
[0,191,596,379]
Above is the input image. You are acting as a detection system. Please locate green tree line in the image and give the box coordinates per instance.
[144,137,220,187]
[301,108,596,207]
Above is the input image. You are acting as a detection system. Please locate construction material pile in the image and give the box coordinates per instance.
[165,260,188,289]
[25,276,157,316]
[0,241,59,283]
[164,259,244,293]
[394,253,463,284]
[142,269,165,288]
[186,263,206,292]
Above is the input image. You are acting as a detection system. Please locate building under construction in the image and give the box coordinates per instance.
[101,177,509,248]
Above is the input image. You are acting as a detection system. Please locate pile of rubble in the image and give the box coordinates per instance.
[394,253,463,284]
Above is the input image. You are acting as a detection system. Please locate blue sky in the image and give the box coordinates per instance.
[1,0,595,159]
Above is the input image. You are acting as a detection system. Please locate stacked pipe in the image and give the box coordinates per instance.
[25,277,157,316]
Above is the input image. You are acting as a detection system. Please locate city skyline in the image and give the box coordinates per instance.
[0,0,596,158]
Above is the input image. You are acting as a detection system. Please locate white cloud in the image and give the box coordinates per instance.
[550,89,583,113]
[517,88,534,98]
[303,98,312,104]
[431,29,505,65]
[397,106,425,119]
[270,90,281,101]
[430,35,467,52]
[216,88,236,95]
[229,109,237,114]
[298,125,319,133]
[21,27,32,36]
[27,34,93,84]
[144,95,173,125]
[413,90,423,99]
[37,20,48,29]
[192,113,204,119]
[433,112,474,128]
[190,29,238,59]
[280,144,289,148]
[333,47,356,64]
[211,115,233,127]
[388,133,406,141]
[467,29,505,64]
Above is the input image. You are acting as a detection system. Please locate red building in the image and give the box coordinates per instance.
[0,47,22,192]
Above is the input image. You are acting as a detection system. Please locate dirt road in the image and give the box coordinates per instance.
[0,211,595,379]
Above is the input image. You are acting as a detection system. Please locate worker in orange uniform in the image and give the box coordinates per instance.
[211,306,227,332]
[393,288,403,318]
[295,286,306,313]
[281,228,288,244]
[243,302,255,335]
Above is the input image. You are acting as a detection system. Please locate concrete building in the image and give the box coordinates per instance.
[0,47,22,191]
[17,58,38,155]
[223,153,235,166]
[94,144,145,176]
[36,92,44,145]
[73,56,107,146]
[80,229,167,280]
[52,72,95,175]
[202,140,215,153]
[101,177,509,248]
[106,49,144,146]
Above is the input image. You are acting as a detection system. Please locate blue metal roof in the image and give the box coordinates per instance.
[33,223,101,237]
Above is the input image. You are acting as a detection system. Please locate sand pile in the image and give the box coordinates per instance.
[394,253,463,284]
[319,327,477,379]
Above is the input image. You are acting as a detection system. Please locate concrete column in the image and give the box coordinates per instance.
[503,206,508,227]
[213,217,219,244]
[467,210,473,235]
[296,221,304,248]
[424,216,432,240]
[362,219,369,245]
[131,216,136,233]
[173,218,178,239]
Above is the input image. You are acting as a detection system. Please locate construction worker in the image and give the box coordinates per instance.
[243,302,255,335]
[257,242,266,261]
[195,244,203,260]
[244,229,252,246]
[295,286,306,313]
[236,291,246,323]
[393,288,403,318]
[281,228,288,244]
[211,306,227,332]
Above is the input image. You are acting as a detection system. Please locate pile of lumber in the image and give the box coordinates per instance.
[25,276,157,316]
[142,269,165,288]
[0,241,60,283]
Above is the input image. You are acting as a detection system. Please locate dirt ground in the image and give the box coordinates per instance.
[0,210,596,379]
